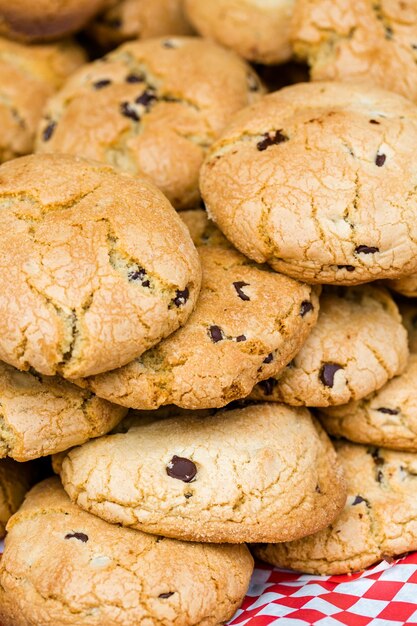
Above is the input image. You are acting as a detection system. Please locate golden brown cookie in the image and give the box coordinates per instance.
[36,37,264,209]
[0,154,201,378]
[57,404,346,543]
[253,441,417,574]
[0,459,33,538]
[251,285,408,407]
[0,478,254,626]
[201,81,417,284]
[89,0,193,50]
[387,273,417,297]
[0,36,84,163]
[292,0,417,102]
[184,0,294,65]
[0,0,106,42]
[0,360,126,461]
[77,246,319,410]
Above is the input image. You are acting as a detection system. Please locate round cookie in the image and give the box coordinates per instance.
[180,208,232,249]
[201,81,417,284]
[0,0,106,42]
[387,273,417,297]
[292,0,417,103]
[251,285,408,407]
[398,298,417,353]
[0,478,253,626]
[184,0,294,65]
[36,37,264,210]
[0,154,201,379]
[253,441,417,574]
[57,403,346,543]
[0,36,84,163]
[89,0,193,50]
[0,459,33,538]
[320,354,417,451]
[0,360,126,462]
[78,246,320,410]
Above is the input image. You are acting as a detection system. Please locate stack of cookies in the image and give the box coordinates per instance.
[1,0,417,624]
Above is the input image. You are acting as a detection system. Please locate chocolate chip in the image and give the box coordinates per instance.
[65,532,88,543]
[128,268,150,287]
[352,495,367,506]
[377,470,384,483]
[42,121,56,141]
[120,102,140,121]
[233,281,250,301]
[126,73,144,83]
[257,129,289,151]
[159,592,174,599]
[369,119,380,124]
[375,153,386,167]
[258,378,277,396]
[337,265,355,272]
[236,334,246,342]
[135,90,157,108]
[371,449,384,465]
[263,353,274,364]
[184,492,193,499]
[93,79,112,89]
[208,325,223,342]
[315,484,321,493]
[172,288,189,307]
[320,363,343,387]
[166,455,197,482]
[355,245,379,254]
[300,300,313,316]
[377,407,399,415]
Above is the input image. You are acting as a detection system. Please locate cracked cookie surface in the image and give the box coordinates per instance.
[36,36,263,209]
[292,0,417,102]
[320,354,417,451]
[0,478,253,626]
[251,285,408,407]
[0,360,126,461]
[253,441,417,574]
[56,403,346,543]
[79,246,319,409]
[0,153,201,378]
[201,81,417,284]
[89,0,192,49]
[184,0,294,65]
[0,36,84,163]
[0,458,34,537]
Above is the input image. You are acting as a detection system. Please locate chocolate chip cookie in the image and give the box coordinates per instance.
[36,37,263,210]
[0,459,33,538]
[253,441,417,574]
[387,273,417,297]
[56,403,346,543]
[0,36,84,163]
[77,246,319,409]
[0,360,126,461]
[0,154,201,378]
[0,478,254,626]
[251,285,408,407]
[201,82,417,284]
[292,0,417,102]
[89,0,193,50]
[184,0,294,65]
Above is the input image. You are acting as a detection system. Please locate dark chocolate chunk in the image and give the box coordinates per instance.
[337,265,355,272]
[126,73,144,83]
[236,334,246,342]
[42,121,56,141]
[120,101,140,121]
[208,325,224,342]
[135,90,157,108]
[166,455,197,482]
[375,153,386,167]
[352,495,367,506]
[93,79,112,89]
[355,245,379,254]
[377,407,399,415]
[258,378,277,396]
[300,300,313,316]
[159,592,174,599]
[233,281,250,301]
[377,470,384,483]
[320,363,343,387]
[65,532,88,543]
[257,129,289,151]
[263,353,274,364]
[369,119,380,124]
[172,287,189,307]
[128,268,150,287]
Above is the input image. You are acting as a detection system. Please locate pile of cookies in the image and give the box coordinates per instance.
[1,0,417,624]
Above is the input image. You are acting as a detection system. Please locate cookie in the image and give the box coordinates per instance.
[201,81,417,284]
[320,354,417,451]
[0,154,201,378]
[387,273,417,297]
[180,208,232,249]
[0,459,33,538]
[56,403,346,543]
[251,285,408,407]
[0,360,127,461]
[89,0,193,50]
[253,441,417,574]
[0,478,253,626]
[0,0,106,42]
[0,36,84,163]
[184,0,294,65]
[36,37,264,210]
[398,298,417,353]
[292,0,417,102]
[77,246,320,409]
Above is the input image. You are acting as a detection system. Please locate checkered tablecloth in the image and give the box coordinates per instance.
[229,554,417,625]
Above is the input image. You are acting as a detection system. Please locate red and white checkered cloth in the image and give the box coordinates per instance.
[229,554,417,625]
